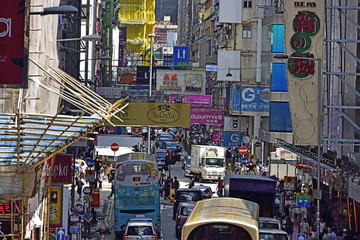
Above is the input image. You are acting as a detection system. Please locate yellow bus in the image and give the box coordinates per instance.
[181,197,259,240]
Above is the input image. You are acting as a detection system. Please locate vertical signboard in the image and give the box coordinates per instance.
[173,46,189,66]
[52,154,72,184]
[284,1,324,145]
[49,185,62,226]
[0,1,29,88]
[118,27,127,67]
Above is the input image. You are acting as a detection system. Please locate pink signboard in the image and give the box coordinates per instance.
[191,108,223,125]
[169,94,212,106]
[212,130,221,141]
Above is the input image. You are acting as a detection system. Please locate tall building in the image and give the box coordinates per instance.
[155,0,178,23]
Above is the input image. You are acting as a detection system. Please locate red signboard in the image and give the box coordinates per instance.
[132,127,142,135]
[0,1,29,88]
[111,143,119,152]
[239,146,248,155]
[52,154,72,184]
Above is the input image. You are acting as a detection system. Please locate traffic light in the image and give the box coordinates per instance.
[95,157,101,171]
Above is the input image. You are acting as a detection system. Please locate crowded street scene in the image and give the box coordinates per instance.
[0,0,359,240]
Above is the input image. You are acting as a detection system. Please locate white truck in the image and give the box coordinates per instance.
[190,145,226,182]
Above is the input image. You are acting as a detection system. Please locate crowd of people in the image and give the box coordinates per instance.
[188,124,220,146]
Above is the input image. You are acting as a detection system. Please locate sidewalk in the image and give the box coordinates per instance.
[67,179,112,239]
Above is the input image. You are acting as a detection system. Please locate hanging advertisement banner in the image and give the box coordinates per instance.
[169,94,212,106]
[0,1,29,88]
[284,0,324,145]
[191,108,223,125]
[112,102,191,127]
[52,154,72,184]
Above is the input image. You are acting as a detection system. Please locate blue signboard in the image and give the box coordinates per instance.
[241,157,249,165]
[86,159,95,168]
[173,46,189,66]
[297,234,306,240]
[56,228,65,240]
[69,227,80,233]
[223,132,245,147]
[164,55,173,66]
[233,87,269,111]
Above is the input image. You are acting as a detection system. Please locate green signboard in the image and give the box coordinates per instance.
[296,194,311,208]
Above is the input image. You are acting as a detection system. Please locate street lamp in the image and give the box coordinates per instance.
[148,34,155,154]
[30,5,78,15]
[274,53,322,239]
[56,34,101,42]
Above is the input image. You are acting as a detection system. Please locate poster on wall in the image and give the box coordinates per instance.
[49,185,62,226]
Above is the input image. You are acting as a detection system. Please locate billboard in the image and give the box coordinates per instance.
[219,0,242,23]
[156,70,206,95]
[191,107,223,125]
[0,1,29,88]
[284,0,324,145]
[224,116,247,132]
[233,86,269,111]
[112,102,191,127]
[49,186,62,226]
[223,132,245,147]
[169,94,212,106]
[217,50,241,82]
[52,154,72,184]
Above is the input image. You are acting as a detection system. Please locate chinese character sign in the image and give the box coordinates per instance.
[284,0,324,146]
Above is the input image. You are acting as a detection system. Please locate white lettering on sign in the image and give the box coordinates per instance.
[53,163,69,177]
[243,88,256,102]
[0,18,11,37]
[230,133,239,142]
[191,115,223,120]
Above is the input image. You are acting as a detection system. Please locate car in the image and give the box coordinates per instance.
[155,149,168,170]
[126,218,159,238]
[175,202,196,239]
[173,188,206,220]
[259,217,281,230]
[123,220,158,240]
[157,135,173,148]
[259,228,289,240]
[192,185,213,199]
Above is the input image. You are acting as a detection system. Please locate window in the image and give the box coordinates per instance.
[242,26,252,39]
[244,0,252,8]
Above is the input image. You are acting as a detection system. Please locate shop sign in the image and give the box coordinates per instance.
[169,94,212,106]
[0,1,29,88]
[52,154,72,184]
[49,186,62,226]
[233,86,269,111]
[112,102,191,127]
[190,108,223,125]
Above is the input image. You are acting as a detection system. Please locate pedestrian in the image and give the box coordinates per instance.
[328,227,337,240]
[98,169,104,190]
[164,177,171,200]
[323,228,332,240]
[285,216,294,240]
[84,207,93,240]
[300,218,310,235]
[75,177,84,199]
[216,177,224,197]
[187,176,194,189]
[107,179,115,199]
[91,207,97,226]
[173,176,180,193]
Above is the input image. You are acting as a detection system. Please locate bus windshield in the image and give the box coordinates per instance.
[188,223,252,240]
[203,158,225,167]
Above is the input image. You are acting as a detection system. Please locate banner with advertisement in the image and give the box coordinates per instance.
[191,107,223,125]
[169,94,212,106]
[52,154,72,184]
[212,130,221,141]
[156,70,206,95]
[284,0,324,145]
[112,102,191,127]
[233,86,269,111]
[0,1,30,88]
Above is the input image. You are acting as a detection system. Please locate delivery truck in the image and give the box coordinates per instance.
[224,174,277,217]
[190,145,226,182]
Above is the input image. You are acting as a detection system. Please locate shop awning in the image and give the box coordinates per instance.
[0,112,100,167]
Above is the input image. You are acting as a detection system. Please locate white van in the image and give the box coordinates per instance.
[124,220,157,240]
[259,229,289,240]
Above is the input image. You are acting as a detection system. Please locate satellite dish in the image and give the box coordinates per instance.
[243,136,250,144]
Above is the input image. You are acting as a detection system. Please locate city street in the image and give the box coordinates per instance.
[92,160,217,240]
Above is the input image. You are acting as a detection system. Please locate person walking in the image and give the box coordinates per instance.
[216,177,224,197]
[187,176,195,189]
[98,169,104,190]
[300,218,310,235]
[75,177,84,199]
[164,177,171,200]
[84,207,93,240]
[107,179,115,199]
[285,216,294,240]
[173,176,180,193]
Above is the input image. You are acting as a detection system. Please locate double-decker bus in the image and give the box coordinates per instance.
[113,152,161,238]
[181,197,259,240]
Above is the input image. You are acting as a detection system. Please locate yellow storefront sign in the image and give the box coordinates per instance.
[49,186,62,225]
[112,102,191,127]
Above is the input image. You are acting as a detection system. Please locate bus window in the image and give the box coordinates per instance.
[188,223,252,240]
